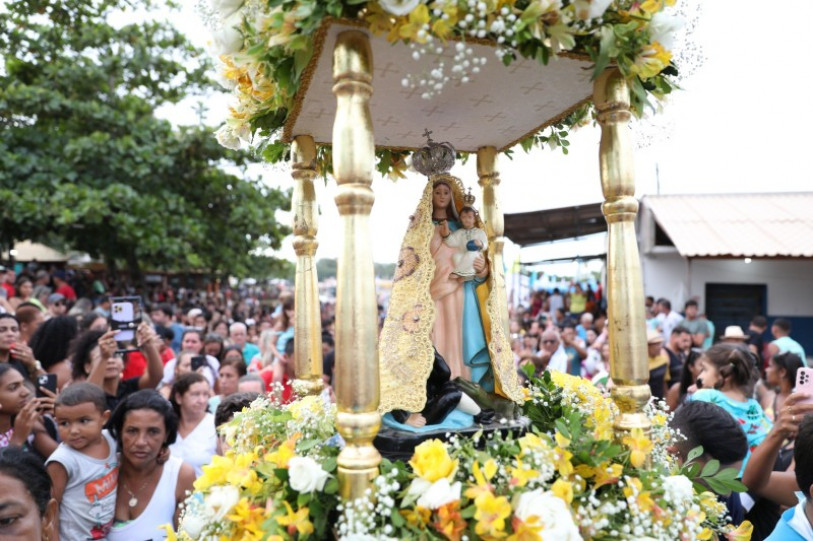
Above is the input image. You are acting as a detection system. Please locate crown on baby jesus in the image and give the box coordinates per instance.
[462,187,476,207]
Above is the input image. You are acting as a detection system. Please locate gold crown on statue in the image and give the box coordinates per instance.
[462,187,476,207]
[412,128,456,177]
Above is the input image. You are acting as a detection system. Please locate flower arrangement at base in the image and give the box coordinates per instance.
[175,372,752,540]
[205,0,684,176]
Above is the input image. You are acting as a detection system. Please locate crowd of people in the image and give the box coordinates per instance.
[511,285,812,540]
[2,259,813,540]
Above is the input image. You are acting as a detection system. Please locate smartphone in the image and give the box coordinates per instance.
[110,296,143,344]
[36,373,58,398]
[191,355,207,372]
[794,367,813,405]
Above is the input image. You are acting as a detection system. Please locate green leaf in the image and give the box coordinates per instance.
[686,446,705,464]
[700,459,720,478]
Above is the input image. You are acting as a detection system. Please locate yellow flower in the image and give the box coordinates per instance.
[398,4,431,43]
[434,501,466,541]
[593,462,623,489]
[554,431,571,449]
[552,479,574,504]
[276,501,314,537]
[400,506,431,529]
[227,498,265,541]
[518,432,548,455]
[623,477,655,512]
[509,458,539,488]
[159,524,177,541]
[194,453,235,491]
[698,528,713,540]
[464,459,497,500]
[630,42,672,80]
[266,434,300,468]
[410,439,458,482]
[288,395,322,420]
[554,447,574,477]
[508,515,544,541]
[726,520,753,541]
[474,492,512,539]
[623,428,653,468]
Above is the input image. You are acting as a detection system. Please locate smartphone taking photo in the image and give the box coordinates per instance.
[36,373,58,398]
[110,296,143,353]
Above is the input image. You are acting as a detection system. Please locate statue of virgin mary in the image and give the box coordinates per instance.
[378,169,523,417]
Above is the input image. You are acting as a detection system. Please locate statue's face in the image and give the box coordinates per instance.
[433,183,451,210]
[460,211,475,229]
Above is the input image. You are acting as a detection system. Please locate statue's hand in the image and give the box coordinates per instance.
[473,254,488,278]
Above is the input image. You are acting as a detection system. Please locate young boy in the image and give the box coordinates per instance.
[444,206,488,281]
[46,382,117,540]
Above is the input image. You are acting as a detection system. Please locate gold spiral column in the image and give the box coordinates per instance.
[477,146,510,336]
[594,69,651,435]
[291,135,324,396]
[331,30,381,501]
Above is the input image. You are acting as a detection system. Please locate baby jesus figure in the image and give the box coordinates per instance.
[443,206,488,282]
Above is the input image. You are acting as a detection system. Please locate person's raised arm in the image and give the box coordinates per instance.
[136,322,163,389]
[87,329,118,389]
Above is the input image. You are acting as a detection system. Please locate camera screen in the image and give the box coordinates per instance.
[111,297,142,343]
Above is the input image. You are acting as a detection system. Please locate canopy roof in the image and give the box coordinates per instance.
[284,20,594,153]
[644,193,813,258]
[504,202,605,246]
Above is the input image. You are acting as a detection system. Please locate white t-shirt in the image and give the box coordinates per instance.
[168,413,217,478]
[46,430,119,541]
[546,344,569,373]
[160,355,220,388]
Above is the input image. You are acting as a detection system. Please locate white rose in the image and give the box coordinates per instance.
[180,512,207,538]
[210,0,244,18]
[572,0,612,20]
[662,474,694,506]
[288,456,331,493]
[204,485,240,522]
[649,11,684,51]
[515,489,583,541]
[416,478,461,510]
[211,12,243,55]
[379,0,424,17]
[406,477,431,499]
[215,125,241,150]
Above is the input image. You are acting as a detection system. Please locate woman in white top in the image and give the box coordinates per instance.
[107,389,195,540]
[168,372,219,477]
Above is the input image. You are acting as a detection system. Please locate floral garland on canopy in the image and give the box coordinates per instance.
[208,0,683,177]
[171,371,753,540]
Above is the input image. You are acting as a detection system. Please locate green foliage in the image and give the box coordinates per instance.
[0,0,291,278]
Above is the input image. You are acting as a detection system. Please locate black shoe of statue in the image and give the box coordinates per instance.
[473,408,496,424]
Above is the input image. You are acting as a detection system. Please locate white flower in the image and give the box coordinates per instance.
[416,478,461,510]
[204,485,240,522]
[649,11,684,51]
[211,12,243,55]
[209,0,243,18]
[288,456,331,493]
[572,0,612,21]
[180,512,207,538]
[379,0,424,17]
[515,489,583,541]
[215,125,241,150]
[662,474,694,506]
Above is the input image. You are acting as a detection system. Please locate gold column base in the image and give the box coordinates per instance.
[336,411,381,501]
[611,384,652,435]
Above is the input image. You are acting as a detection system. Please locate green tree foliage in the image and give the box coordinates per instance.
[0,0,291,281]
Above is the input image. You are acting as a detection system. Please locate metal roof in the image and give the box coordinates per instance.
[643,193,813,258]
[504,202,605,246]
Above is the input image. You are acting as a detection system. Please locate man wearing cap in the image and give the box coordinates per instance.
[52,269,76,301]
[647,329,670,401]
[721,325,749,344]
[47,293,68,318]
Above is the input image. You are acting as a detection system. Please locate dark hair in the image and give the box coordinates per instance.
[657,298,672,310]
[280,298,294,329]
[679,348,703,395]
[220,354,247,378]
[284,337,294,357]
[169,372,209,418]
[215,392,259,427]
[321,332,334,348]
[29,315,78,371]
[68,330,105,381]
[0,446,52,516]
[773,318,791,333]
[751,315,767,329]
[108,389,178,449]
[55,382,107,413]
[0,363,20,386]
[795,415,813,500]
[671,401,748,466]
[0,313,19,325]
[154,324,175,342]
[153,303,174,319]
[13,276,32,296]
[181,328,204,344]
[671,325,691,337]
[79,311,105,331]
[14,302,41,326]
[684,299,698,309]
[771,352,805,386]
[702,343,760,395]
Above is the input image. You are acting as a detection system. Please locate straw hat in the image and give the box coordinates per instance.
[721,325,747,341]
[646,329,664,345]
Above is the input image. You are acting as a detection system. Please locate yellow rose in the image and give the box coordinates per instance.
[409,439,458,482]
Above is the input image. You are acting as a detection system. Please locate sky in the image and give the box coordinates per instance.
[162,0,813,267]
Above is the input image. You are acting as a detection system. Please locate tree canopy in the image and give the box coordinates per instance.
[0,0,291,280]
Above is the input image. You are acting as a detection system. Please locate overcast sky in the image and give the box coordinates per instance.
[164,0,812,265]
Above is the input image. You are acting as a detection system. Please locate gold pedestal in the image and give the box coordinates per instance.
[291,135,324,396]
[594,69,651,436]
[331,30,381,501]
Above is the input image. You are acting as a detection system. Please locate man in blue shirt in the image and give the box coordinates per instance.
[766,415,813,540]
[230,321,260,365]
